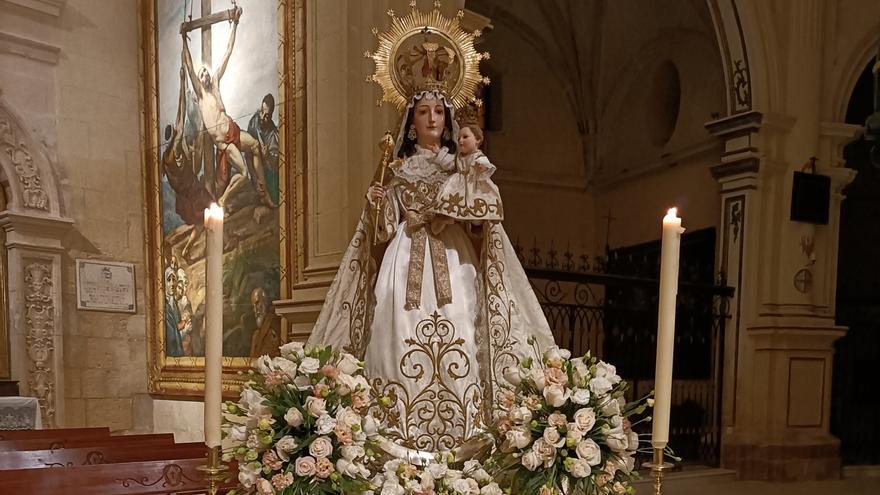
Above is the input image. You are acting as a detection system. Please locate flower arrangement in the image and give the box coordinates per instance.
[489,340,650,495]
[222,343,378,495]
[369,455,502,495]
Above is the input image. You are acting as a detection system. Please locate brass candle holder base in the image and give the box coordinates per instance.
[642,447,673,495]
[196,445,229,495]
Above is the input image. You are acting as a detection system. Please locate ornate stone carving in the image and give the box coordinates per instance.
[23,261,55,428]
[0,114,50,211]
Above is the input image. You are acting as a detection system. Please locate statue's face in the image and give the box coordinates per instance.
[458,127,479,154]
[412,94,445,145]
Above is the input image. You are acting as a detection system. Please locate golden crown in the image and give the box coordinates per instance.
[365,0,490,111]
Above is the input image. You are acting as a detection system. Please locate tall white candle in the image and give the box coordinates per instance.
[652,207,685,449]
[203,203,224,448]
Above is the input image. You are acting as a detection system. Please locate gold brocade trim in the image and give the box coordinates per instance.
[405,226,427,310]
[437,194,503,219]
[405,221,452,310]
[342,216,374,359]
[483,223,520,408]
[370,311,482,452]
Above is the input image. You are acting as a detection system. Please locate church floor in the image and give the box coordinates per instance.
[629,465,880,494]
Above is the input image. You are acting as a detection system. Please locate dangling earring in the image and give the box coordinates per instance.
[442,128,451,141]
[407,124,417,140]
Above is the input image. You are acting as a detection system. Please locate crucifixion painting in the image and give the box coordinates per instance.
[155,0,282,360]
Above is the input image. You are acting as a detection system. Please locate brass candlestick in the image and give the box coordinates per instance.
[197,445,228,495]
[642,447,673,495]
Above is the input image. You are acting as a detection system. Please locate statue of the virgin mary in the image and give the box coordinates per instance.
[307,2,556,455]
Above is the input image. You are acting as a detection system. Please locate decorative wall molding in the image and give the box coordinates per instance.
[1,0,67,17]
[0,101,55,214]
[22,259,55,428]
[0,31,61,65]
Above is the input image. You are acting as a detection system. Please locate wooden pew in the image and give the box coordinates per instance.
[0,442,207,470]
[0,457,237,494]
[0,433,175,452]
[0,426,110,441]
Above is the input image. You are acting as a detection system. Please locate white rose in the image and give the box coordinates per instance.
[336,458,360,478]
[567,424,585,443]
[293,374,311,390]
[238,389,268,416]
[571,388,591,405]
[294,456,317,477]
[341,444,365,460]
[426,462,448,479]
[521,450,542,471]
[542,427,565,448]
[627,430,640,452]
[505,426,532,450]
[275,435,297,461]
[337,353,361,375]
[380,480,405,495]
[335,407,362,428]
[605,425,628,452]
[503,367,522,387]
[363,415,379,437]
[271,357,298,380]
[576,438,602,466]
[543,384,571,408]
[544,346,571,364]
[315,414,337,434]
[228,424,247,442]
[305,396,327,417]
[529,367,547,391]
[567,458,591,478]
[452,478,476,495]
[254,355,273,375]
[481,482,503,495]
[309,436,333,458]
[284,407,304,427]
[596,361,621,384]
[589,376,613,396]
[573,408,596,432]
[509,406,532,425]
[299,357,320,375]
[601,397,622,416]
[280,341,305,360]
[533,438,557,463]
[238,461,261,488]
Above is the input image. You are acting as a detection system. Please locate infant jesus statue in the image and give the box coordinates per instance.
[435,123,504,223]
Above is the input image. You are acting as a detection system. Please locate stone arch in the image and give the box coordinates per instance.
[0,97,63,216]
[0,96,71,428]
[829,23,880,122]
[705,0,778,115]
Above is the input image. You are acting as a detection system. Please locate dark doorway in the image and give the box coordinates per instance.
[832,60,880,465]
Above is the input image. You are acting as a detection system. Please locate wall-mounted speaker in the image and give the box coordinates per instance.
[790,171,830,225]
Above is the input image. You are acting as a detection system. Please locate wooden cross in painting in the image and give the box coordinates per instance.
[179,0,238,199]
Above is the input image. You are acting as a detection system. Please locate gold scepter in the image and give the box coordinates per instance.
[372,131,395,244]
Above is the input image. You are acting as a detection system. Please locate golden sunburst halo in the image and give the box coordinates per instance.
[365,0,488,111]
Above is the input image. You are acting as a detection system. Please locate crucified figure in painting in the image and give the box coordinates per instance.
[181,5,276,209]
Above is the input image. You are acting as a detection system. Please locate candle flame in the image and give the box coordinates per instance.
[204,202,224,222]
[664,207,679,220]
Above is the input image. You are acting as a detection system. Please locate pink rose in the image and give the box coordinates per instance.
[315,457,335,479]
[294,456,317,477]
[271,472,294,490]
[544,367,568,387]
[262,450,283,471]
[321,365,339,378]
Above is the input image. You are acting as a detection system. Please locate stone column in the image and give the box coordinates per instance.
[0,211,72,428]
[706,113,859,481]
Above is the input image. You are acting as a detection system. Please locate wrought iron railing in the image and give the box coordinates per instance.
[515,233,733,466]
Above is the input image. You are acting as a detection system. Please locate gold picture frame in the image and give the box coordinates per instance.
[139,0,304,397]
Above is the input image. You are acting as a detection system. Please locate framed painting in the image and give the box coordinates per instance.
[139,0,304,397]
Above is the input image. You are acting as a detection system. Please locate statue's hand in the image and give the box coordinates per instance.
[232,6,242,23]
[366,182,385,205]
